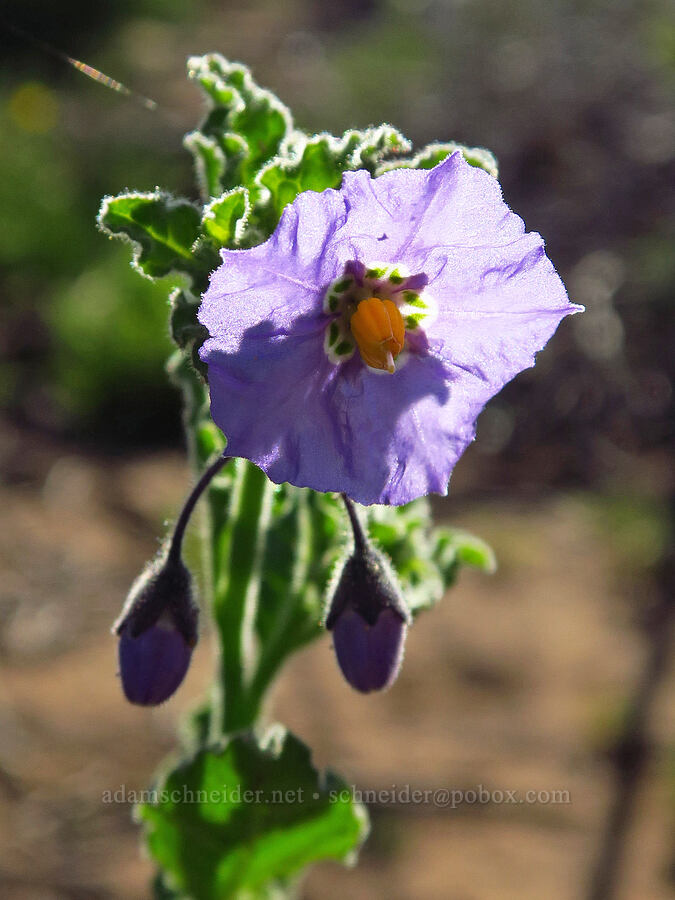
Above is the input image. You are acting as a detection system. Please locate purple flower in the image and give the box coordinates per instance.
[331,608,407,694]
[326,497,411,693]
[199,152,581,505]
[114,554,198,706]
[118,620,193,706]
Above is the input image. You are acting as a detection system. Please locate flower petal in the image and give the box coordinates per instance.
[200,187,346,347]
[332,608,407,693]
[205,330,461,504]
[118,624,192,706]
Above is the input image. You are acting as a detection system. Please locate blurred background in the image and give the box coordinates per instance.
[0,0,673,898]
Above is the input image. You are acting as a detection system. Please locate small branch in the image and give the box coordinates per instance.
[587,499,675,900]
[168,455,230,561]
[341,493,368,555]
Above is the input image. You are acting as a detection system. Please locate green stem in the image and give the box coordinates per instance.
[209,462,271,736]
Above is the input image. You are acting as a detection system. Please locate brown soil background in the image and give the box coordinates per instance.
[0,424,672,900]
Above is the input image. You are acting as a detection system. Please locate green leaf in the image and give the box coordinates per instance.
[255,127,411,231]
[139,728,368,900]
[367,499,444,614]
[202,187,250,246]
[186,54,293,196]
[183,131,226,201]
[367,500,495,614]
[453,531,497,572]
[433,527,497,588]
[98,192,218,288]
[256,135,347,226]
[379,141,499,178]
[348,124,411,172]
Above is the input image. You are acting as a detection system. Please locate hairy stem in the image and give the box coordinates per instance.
[168,454,230,562]
[341,493,368,555]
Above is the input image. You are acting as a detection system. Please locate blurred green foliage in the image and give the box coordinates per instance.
[0,0,672,476]
[0,74,187,443]
[586,494,671,576]
[48,250,174,432]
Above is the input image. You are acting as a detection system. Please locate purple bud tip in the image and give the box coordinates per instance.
[331,607,408,693]
[118,621,193,706]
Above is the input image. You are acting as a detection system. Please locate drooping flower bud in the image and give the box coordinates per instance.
[114,552,198,706]
[112,455,230,706]
[325,496,411,693]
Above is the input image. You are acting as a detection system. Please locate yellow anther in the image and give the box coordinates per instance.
[350,297,405,374]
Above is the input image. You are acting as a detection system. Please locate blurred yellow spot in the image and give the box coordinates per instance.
[350,297,405,374]
[8,82,58,134]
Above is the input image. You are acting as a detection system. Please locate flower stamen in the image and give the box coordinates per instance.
[350,297,405,374]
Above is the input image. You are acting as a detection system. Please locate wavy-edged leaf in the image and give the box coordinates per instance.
[367,500,496,614]
[139,728,368,900]
[348,123,411,172]
[433,527,497,586]
[379,141,499,178]
[183,131,226,201]
[186,54,294,196]
[202,187,250,246]
[254,127,411,230]
[98,192,218,287]
[256,134,349,220]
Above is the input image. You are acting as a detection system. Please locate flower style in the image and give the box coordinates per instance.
[199,152,580,506]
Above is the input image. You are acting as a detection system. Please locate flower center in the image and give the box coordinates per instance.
[350,298,405,374]
[322,260,435,372]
